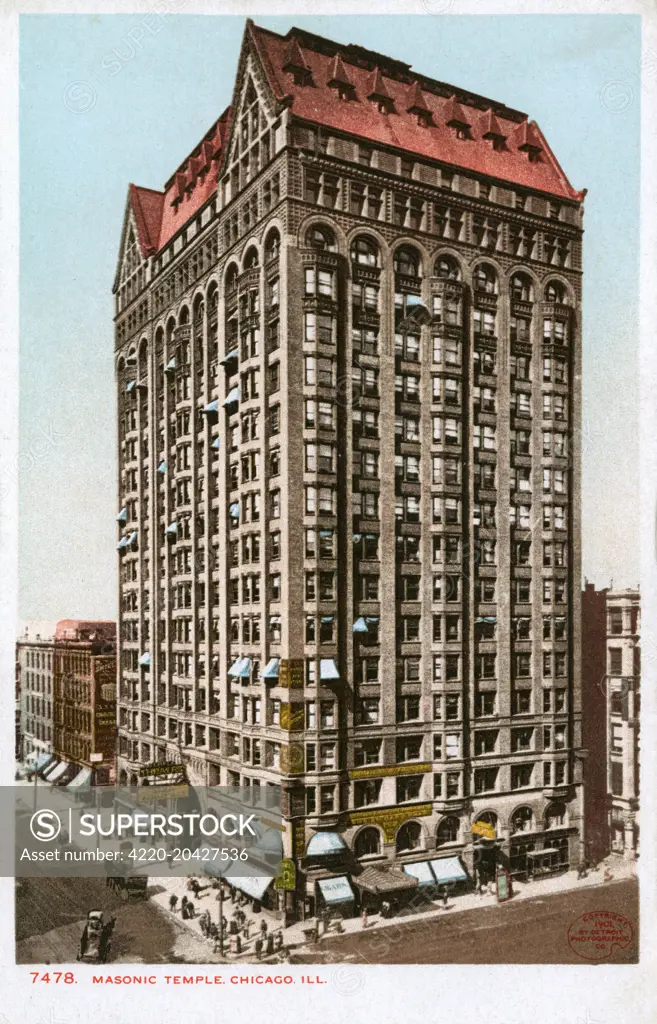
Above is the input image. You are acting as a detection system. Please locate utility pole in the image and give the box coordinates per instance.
[216,881,224,958]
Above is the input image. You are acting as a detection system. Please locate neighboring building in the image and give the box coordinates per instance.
[16,628,56,764]
[52,620,118,786]
[581,581,609,865]
[606,590,640,858]
[114,20,585,920]
[581,584,640,862]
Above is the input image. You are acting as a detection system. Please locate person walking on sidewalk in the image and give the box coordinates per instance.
[259,918,268,938]
[169,894,178,914]
[361,907,368,930]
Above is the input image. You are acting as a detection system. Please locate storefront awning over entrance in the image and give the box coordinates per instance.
[355,865,418,894]
[527,847,560,857]
[67,767,92,790]
[403,861,436,886]
[33,753,55,772]
[429,856,468,885]
[306,831,347,857]
[47,761,70,783]
[317,875,354,905]
[42,760,62,780]
[227,874,273,901]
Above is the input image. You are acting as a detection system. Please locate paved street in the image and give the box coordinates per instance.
[297,877,638,965]
[16,877,212,964]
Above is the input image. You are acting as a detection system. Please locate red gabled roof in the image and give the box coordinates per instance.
[129,184,165,257]
[125,19,582,261]
[249,23,583,201]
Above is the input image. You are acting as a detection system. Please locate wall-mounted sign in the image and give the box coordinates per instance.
[349,763,431,781]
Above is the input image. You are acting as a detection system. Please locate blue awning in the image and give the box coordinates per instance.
[158,461,167,474]
[228,657,251,678]
[47,761,70,783]
[365,616,380,624]
[403,861,436,887]
[261,658,280,679]
[116,507,127,522]
[67,767,92,790]
[352,618,368,633]
[226,873,273,901]
[229,502,240,517]
[321,616,335,624]
[165,522,178,536]
[307,832,347,857]
[116,537,129,551]
[317,875,354,905]
[212,437,221,450]
[476,617,497,624]
[165,357,177,372]
[32,753,55,773]
[352,534,362,543]
[320,659,340,680]
[220,348,239,365]
[139,652,151,667]
[403,295,432,326]
[128,531,138,546]
[202,400,219,414]
[223,387,240,407]
[429,857,468,885]
[126,380,137,393]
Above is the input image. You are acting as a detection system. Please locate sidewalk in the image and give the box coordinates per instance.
[148,873,286,963]
[284,857,638,949]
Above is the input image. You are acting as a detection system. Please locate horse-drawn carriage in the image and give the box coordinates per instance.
[77,910,115,964]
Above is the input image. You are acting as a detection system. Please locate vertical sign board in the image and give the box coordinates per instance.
[496,868,511,903]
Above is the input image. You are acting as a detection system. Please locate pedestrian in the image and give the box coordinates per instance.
[266,933,274,956]
[361,907,368,930]
[260,918,268,937]
[180,896,189,918]
[229,917,237,936]
[230,887,236,904]
[274,931,283,951]
[381,900,390,920]
[255,937,263,960]
[243,920,251,941]
[187,900,195,919]
[169,894,178,914]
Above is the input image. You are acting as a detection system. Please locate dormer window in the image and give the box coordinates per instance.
[444,96,472,140]
[480,109,507,151]
[515,121,544,162]
[282,36,312,86]
[406,81,433,127]
[367,66,394,114]
[327,53,355,101]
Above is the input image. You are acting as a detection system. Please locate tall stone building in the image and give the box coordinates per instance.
[17,629,56,765]
[605,589,640,858]
[114,21,585,918]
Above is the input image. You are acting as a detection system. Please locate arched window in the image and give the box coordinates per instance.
[545,279,566,303]
[473,263,497,295]
[511,806,534,834]
[436,816,460,847]
[225,264,239,293]
[473,811,498,838]
[179,305,190,325]
[545,802,567,829]
[394,245,421,278]
[510,272,533,302]
[243,246,259,269]
[354,827,381,859]
[396,820,422,853]
[194,295,205,324]
[351,235,379,267]
[264,229,281,263]
[434,255,461,281]
[306,224,336,252]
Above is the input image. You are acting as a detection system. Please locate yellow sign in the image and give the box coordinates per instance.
[292,820,305,859]
[472,820,496,840]
[279,659,304,689]
[280,703,305,732]
[349,803,432,843]
[274,858,297,891]
[137,784,189,803]
[349,763,431,781]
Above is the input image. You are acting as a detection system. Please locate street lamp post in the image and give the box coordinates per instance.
[216,881,224,958]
